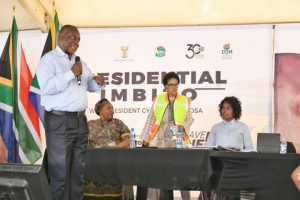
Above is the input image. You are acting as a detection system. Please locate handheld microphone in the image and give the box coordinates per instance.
[75,56,81,85]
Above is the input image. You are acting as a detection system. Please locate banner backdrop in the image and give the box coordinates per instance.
[0,24,273,159]
[274,25,300,152]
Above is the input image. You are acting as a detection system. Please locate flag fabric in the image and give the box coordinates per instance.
[0,16,42,164]
[29,11,60,126]
[0,29,18,163]
[19,44,43,163]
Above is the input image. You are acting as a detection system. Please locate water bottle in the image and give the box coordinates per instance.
[176,128,183,149]
[129,128,136,148]
[280,137,287,154]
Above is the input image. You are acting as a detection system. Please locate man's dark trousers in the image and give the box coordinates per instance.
[44,111,89,200]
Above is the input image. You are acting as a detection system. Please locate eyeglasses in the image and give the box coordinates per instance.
[167,83,179,88]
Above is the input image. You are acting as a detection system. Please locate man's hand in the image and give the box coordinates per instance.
[71,61,82,77]
[92,73,105,86]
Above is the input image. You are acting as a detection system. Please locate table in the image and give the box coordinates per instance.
[210,151,300,200]
[84,148,300,200]
[84,148,213,191]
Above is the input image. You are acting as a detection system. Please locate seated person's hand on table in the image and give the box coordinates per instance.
[143,140,149,146]
[110,145,121,148]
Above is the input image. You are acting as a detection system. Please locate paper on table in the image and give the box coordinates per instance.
[217,145,236,152]
[192,145,237,151]
[191,145,251,152]
[240,148,255,152]
[191,145,218,149]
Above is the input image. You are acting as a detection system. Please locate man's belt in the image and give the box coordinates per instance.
[48,110,85,117]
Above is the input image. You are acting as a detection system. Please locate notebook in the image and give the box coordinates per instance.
[257,133,280,153]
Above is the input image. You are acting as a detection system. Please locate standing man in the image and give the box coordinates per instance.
[37,25,105,200]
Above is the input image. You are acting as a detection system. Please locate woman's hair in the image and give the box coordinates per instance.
[218,96,242,120]
[94,98,110,116]
[163,72,180,86]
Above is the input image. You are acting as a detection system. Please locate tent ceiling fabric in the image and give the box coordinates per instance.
[0,0,40,32]
[0,0,300,32]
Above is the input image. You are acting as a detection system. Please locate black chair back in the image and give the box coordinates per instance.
[287,142,296,153]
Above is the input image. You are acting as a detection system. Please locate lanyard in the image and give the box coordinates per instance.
[168,95,175,124]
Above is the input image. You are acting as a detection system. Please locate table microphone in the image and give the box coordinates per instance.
[75,56,81,85]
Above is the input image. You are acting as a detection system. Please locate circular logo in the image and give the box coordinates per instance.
[155,46,166,57]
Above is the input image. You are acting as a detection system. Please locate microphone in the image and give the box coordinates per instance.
[75,56,81,85]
